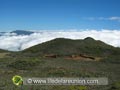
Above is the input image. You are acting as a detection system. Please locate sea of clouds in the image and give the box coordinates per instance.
[0,29,120,51]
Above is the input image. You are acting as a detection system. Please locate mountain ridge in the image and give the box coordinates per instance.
[11,30,34,35]
[21,37,120,57]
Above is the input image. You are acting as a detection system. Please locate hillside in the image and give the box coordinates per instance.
[0,49,11,58]
[0,37,120,90]
[0,49,9,53]
[22,37,120,57]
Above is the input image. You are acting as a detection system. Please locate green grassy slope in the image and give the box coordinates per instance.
[22,37,120,56]
[0,37,120,90]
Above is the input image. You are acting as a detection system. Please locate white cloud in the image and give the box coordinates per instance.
[84,17,120,22]
[109,17,120,21]
[0,29,120,51]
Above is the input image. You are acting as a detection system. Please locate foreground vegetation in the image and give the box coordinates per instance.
[0,37,120,90]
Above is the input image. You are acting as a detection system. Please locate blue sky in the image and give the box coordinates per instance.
[0,0,120,31]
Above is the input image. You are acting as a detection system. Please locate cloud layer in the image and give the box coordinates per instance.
[0,30,120,51]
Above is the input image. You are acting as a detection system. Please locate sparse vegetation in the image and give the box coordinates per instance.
[0,37,120,90]
[8,58,41,70]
